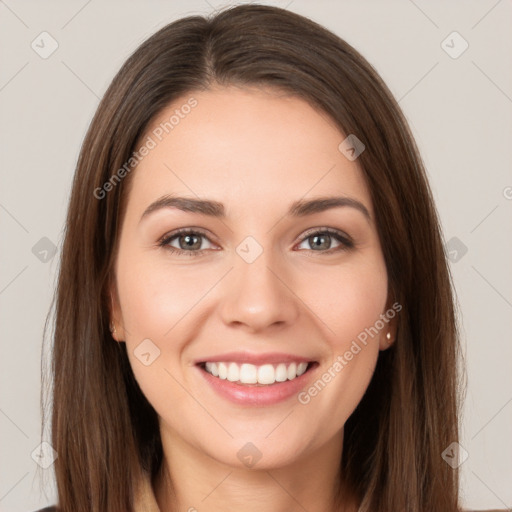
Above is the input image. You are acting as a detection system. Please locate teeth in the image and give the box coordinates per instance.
[297,362,308,376]
[203,361,310,385]
[258,364,275,385]
[240,363,257,384]
[287,362,297,380]
[227,362,238,382]
[218,362,228,380]
[275,363,288,382]
[205,362,219,377]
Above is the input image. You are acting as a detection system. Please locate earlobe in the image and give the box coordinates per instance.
[379,296,399,350]
[109,312,126,343]
[108,283,125,342]
[379,303,397,350]
[109,320,119,341]
[379,329,395,351]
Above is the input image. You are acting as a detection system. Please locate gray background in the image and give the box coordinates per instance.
[1,1,511,510]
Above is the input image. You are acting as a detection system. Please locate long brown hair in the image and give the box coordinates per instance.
[42,4,463,511]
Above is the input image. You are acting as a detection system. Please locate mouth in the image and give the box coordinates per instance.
[197,360,317,386]
[195,359,319,406]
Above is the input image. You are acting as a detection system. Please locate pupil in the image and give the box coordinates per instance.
[311,234,330,250]
[177,234,333,251]
[181,234,200,250]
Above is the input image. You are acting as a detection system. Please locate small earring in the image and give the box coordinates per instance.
[109,321,116,334]
[386,332,392,344]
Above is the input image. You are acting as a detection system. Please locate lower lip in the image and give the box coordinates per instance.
[197,363,318,406]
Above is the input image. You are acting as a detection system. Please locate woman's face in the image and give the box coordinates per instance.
[111,86,395,469]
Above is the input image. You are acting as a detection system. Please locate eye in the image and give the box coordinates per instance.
[295,228,353,253]
[158,228,217,256]
[158,227,354,257]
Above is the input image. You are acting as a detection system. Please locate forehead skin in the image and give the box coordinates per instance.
[124,85,376,234]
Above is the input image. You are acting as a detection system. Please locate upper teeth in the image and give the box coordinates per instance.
[204,362,309,385]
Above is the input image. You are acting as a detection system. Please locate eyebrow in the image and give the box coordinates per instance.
[139,194,371,223]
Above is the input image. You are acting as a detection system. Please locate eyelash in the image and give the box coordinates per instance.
[157,227,354,257]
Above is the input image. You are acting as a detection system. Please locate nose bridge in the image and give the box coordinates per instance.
[219,237,300,331]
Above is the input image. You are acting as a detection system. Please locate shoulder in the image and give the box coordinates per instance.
[32,507,58,512]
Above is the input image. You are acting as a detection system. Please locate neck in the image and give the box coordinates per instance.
[153,427,357,512]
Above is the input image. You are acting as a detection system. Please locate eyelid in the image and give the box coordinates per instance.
[295,226,353,245]
[157,227,220,255]
[293,227,354,254]
[158,226,217,244]
[158,226,354,255]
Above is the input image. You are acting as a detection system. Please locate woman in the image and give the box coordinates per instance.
[38,4,464,511]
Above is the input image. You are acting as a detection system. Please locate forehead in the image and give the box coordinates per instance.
[125,86,373,219]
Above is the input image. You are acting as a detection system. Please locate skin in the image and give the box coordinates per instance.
[110,86,396,512]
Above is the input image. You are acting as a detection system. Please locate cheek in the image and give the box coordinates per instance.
[116,252,212,340]
[116,255,203,416]
[299,257,388,348]
[293,257,387,420]
[115,252,220,403]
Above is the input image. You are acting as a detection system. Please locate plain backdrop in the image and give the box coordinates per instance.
[0,1,511,511]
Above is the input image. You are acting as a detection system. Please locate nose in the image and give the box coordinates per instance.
[218,249,300,333]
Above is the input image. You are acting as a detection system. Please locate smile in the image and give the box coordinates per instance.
[202,361,309,385]
[196,360,319,406]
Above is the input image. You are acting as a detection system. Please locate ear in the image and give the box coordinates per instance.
[378,297,400,351]
[108,277,126,343]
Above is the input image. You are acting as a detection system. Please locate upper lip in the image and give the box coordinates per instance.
[195,351,316,365]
